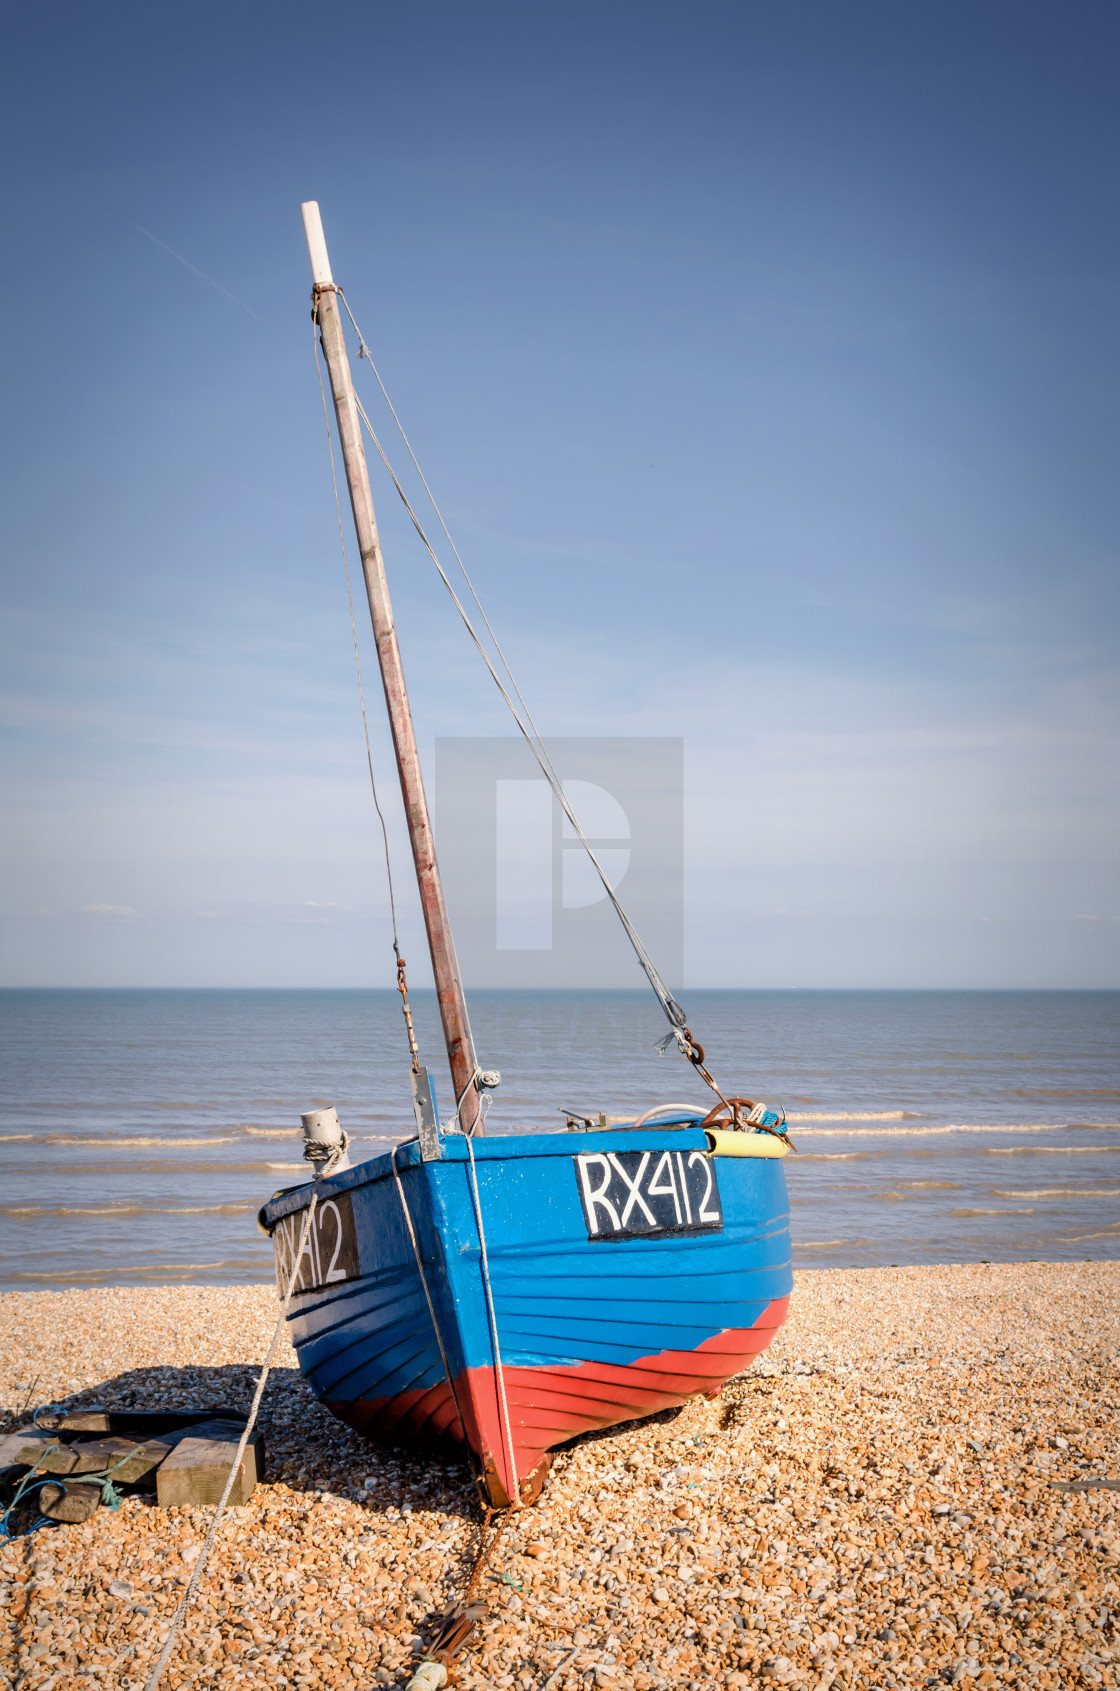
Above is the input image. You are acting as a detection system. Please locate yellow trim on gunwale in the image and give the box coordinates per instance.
[704,1127,790,1158]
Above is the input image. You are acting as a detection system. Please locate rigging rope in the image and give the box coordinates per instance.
[334,316,691,1052]
[340,295,548,781]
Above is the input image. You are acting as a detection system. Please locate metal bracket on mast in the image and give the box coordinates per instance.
[412,1067,442,1162]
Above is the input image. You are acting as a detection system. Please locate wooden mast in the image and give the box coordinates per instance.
[301,201,481,1137]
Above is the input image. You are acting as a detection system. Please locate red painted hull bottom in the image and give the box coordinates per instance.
[325,1296,789,1505]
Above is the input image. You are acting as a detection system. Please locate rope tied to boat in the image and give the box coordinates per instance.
[303,1129,351,1171]
[390,1152,526,1691]
[389,1150,526,1691]
[141,1191,322,1691]
[464,1136,522,1511]
[390,1146,474,1457]
[697,1096,794,1149]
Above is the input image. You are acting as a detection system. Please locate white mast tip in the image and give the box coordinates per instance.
[301,201,334,288]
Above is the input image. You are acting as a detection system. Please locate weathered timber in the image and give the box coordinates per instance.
[56,1405,249,1435]
[39,1480,102,1524]
[67,1436,172,1485]
[155,1427,264,1508]
[0,1432,76,1473]
[65,1418,252,1486]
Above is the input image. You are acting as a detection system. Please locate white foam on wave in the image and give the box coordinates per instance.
[873,1185,964,1200]
[950,1207,1041,1217]
[880,1180,962,1190]
[4,1259,271,1283]
[986,1144,1120,1156]
[34,1134,242,1148]
[786,1111,918,1121]
[991,1187,1120,1199]
[796,1151,872,1162]
[0,1202,256,1217]
[794,1121,1120,1139]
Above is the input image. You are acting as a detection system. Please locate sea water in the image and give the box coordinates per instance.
[1,988,1117,1291]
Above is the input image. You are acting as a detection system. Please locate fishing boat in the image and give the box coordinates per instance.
[257,204,793,1508]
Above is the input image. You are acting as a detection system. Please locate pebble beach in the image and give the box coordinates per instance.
[2,1263,1117,1691]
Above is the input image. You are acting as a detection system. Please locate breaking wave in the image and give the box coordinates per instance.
[873,1185,964,1200]
[795,1152,872,1163]
[950,1207,1041,1217]
[3,1260,273,1283]
[0,1203,256,1218]
[0,1133,242,1147]
[794,1239,866,1249]
[794,1122,1120,1139]
[985,1145,1120,1156]
[785,1111,919,1121]
[992,1187,1120,1199]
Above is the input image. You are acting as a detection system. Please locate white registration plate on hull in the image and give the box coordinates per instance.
[272,1191,361,1294]
[574,1148,723,1241]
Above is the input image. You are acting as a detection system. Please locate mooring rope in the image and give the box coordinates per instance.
[463,1138,521,1508]
[142,1189,322,1691]
[390,1146,473,1454]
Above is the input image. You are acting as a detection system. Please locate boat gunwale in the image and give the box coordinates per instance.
[258,1124,714,1228]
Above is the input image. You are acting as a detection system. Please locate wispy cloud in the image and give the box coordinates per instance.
[81,903,136,916]
[135,226,267,325]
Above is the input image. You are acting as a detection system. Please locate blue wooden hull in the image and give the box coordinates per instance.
[260,1127,791,1504]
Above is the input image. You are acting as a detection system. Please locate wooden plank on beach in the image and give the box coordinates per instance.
[66,1418,253,1486]
[0,1432,77,1473]
[67,1435,176,1485]
[58,1405,249,1435]
[156,1428,264,1508]
[39,1480,102,1523]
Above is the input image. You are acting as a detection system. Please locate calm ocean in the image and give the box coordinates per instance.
[1,988,1118,1292]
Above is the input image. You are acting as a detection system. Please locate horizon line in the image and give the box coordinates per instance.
[1,984,1118,995]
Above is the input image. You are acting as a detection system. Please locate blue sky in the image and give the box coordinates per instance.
[1,0,1118,988]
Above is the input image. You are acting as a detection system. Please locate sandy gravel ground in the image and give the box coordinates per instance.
[1,1264,1117,1691]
